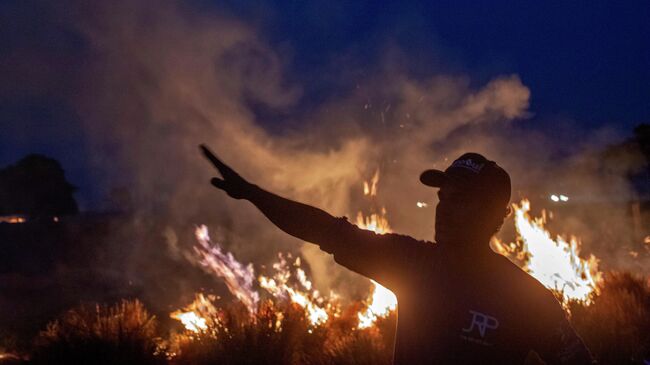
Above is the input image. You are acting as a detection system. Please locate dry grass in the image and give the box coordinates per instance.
[31,299,165,365]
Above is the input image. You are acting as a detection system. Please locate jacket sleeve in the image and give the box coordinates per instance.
[317,216,431,291]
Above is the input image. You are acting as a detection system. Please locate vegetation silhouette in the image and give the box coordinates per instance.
[0,155,77,218]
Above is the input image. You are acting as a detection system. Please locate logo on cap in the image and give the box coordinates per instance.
[451,159,485,174]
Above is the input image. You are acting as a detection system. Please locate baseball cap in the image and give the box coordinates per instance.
[420,153,511,207]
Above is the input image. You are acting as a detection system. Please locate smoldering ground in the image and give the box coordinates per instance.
[1,0,647,336]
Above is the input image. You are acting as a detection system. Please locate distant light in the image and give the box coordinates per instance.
[416,202,428,208]
[53,216,59,222]
[550,194,570,203]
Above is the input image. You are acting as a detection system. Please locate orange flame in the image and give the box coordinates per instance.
[492,200,602,305]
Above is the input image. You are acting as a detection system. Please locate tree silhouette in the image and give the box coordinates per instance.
[0,154,78,217]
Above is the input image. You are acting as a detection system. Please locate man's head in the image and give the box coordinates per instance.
[420,153,511,247]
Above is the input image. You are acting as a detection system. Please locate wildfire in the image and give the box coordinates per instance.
[492,200,602,305]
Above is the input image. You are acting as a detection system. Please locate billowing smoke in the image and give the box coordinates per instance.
[36,0,647,303]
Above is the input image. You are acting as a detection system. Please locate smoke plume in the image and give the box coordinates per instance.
[36,0,649,301]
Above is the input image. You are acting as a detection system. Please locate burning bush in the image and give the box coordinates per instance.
[31,299,165,365]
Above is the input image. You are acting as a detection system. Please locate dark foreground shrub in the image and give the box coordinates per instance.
[31,299,165,365]
[569,272,650,365]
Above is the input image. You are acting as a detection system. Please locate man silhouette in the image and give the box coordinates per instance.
[200,145,594,364]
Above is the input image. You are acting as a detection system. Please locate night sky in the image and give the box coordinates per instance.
[1,0,648,208]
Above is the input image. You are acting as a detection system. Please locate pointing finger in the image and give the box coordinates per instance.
[200,144,229,173]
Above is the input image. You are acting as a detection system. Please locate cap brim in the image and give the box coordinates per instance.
[419,169,448,187]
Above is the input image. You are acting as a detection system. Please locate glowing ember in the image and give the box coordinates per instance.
[493,200,602,305]
[193,225,259,314]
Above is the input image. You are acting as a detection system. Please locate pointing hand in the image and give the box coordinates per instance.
[200,144,252,200]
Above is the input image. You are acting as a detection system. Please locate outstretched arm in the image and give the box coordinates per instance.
[200,144,351,247]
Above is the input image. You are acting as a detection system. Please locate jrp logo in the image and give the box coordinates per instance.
[462,310,499,338]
